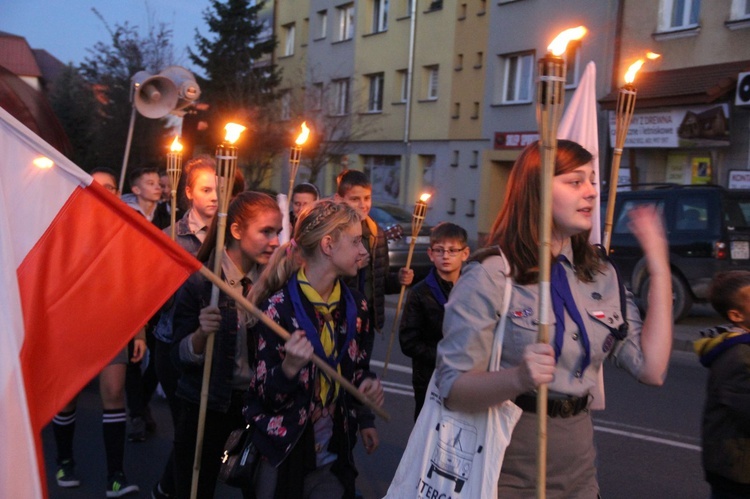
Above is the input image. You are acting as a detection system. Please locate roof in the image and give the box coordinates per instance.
[600,60,750,109]
[32,49,66,85]
[0,32,41,78]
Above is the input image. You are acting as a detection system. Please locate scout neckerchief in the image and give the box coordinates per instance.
[357,217,378,297]
[424,267,448,307]
[551,255,592,374]
[289,269,357,404]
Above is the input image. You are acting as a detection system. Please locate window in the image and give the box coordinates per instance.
[367,73,384,112]
[371,0,389,33]
[475,52,483,68]
[280,91,291,120]
[337,4,355,41]
[311,83,324,110]
[331,78,350,115]
[466,200,476,217]
[397,69,409,102]
[459,3,467,19]
[282,23,295,56]
[730,0,750,19]
[451,150,459,167]
[452,102,460,118]
[471,102,479,119]
[659,0,700,31]
[425,65,439,100]
[455,54,463,71]
[470,150,479,168]
[565,41,581,88]
[500,52,533,103]
[478,0,486,15]
[448,198,456,214]
[317,10,328,39]
[420,155,436,187]
[363,155,401,203]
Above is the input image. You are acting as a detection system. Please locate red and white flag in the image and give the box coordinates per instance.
[0,106,201,497]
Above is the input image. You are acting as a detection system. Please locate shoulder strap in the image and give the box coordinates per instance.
[489,252,512,371]
[594,244,629,341]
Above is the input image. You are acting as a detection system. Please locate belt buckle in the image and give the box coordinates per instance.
[559,399,574,418]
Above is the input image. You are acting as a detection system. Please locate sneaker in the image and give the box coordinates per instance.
[127,416,146,442]
[151,482,172,499]
[106,471,139,497]
[55,459,81,488]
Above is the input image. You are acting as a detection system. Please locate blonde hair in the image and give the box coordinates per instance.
[249,199,361,305]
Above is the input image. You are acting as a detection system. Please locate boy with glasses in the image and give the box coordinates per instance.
[399,222,469,419]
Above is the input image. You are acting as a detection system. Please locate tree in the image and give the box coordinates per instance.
[189,0,285,189]
[78,9,177,179]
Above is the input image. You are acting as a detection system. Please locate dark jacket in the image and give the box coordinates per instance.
[344,217,399,331]
[243,280,376,498]
[399,267,453,392]
[171,272,244,413]
[695,325,750,494]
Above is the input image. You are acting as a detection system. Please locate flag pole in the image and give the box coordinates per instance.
[382,193,431,377]
[190,123,245,499]
[534,26,585,499]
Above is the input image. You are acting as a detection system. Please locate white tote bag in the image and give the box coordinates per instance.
[384,255,522,499]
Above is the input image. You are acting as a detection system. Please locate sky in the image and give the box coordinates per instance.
[0,0,212,73]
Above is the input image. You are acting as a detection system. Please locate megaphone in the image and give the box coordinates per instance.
[159,66,201,115]
[132,70,179,119]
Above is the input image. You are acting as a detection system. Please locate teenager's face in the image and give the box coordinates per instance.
[132,172,162,202]
[551,162,597,240]
[186,171,218,221]
[92,172,117,195]
[232,209,283,266]
[428,238,469,275]
[730,285,750,331]
[292,192,317,217]
[330,222,368,277]
[159,174,171,201]
[339,186,372,219]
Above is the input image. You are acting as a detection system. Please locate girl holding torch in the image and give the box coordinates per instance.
[435,140,672,497]
[244,199,384,499]
[170,191,282,499]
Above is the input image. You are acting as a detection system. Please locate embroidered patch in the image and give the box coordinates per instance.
[592,311,606,320]
[512,308,532,318]
[602,334,616,353]
[591,292,602,300]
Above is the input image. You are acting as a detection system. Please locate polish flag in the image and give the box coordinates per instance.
[0,106,201,497]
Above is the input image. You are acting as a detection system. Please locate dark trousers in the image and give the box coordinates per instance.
[172,392,252,499]
[125,330,159,418]
[154,338,181,494]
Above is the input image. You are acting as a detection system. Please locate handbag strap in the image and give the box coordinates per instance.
[489,252,512,372]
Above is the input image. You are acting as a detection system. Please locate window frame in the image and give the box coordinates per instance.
[337,4,355,41]
[372,0,389,33]
[282,23,296,56]
[367,73,385,112]
[658,0,701,32]
[501,52,534,104]
[425,65,439,100]
[317,10,328,39]
[331,78,350,116]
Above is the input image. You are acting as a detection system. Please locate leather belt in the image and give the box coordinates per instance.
[514,393,589,418]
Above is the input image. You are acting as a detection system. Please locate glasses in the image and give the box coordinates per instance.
[430,247,466,257]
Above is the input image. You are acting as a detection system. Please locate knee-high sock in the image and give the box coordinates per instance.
[52,410,76,464]
[102,408,127,476]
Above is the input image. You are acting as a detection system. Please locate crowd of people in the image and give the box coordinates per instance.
[47,139,750,498]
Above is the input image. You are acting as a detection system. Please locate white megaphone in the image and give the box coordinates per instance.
[159,65,201,115]
[132,70,179,119]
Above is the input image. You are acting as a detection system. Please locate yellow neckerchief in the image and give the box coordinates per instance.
[297,268,341,404]
[364,216,378,253]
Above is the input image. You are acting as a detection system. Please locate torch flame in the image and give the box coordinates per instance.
[170,136,183,153]
[295,122,310,146]
[646,51,661,60]
[624,59,645,84]
[33,156,54,169]
[547,26,587,56]
[223,123,247,144]
[419,193,432,203]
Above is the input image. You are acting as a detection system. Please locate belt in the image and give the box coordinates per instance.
[514,393,589,418]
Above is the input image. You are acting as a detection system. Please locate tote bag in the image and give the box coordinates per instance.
[384,255,522,499]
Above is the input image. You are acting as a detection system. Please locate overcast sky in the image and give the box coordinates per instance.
[0,0,212,73]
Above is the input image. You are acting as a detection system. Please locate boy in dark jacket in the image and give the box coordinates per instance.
[399,222,469,419]
[694,270,750,498]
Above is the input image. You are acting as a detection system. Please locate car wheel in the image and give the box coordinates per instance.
[640,272,692,322]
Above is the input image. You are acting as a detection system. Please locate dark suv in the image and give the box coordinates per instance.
[602,184,750,321]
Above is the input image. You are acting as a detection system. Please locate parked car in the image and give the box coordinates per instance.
[369,203,433,281]
[602,184,750,321]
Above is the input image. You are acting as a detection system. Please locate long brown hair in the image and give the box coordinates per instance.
[249,199,361,306]
[195,191,281,265]
[486,139,602,284]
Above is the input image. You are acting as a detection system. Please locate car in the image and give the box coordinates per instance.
[601,184,750,321]
[369,203,433,281]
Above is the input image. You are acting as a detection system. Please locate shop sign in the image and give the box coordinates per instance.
[494,131,539,149]
[728,170,750,189]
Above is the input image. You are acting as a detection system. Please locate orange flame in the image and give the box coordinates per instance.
[170,136,183,153]
[33,156,54,169]
[295,122,310,146]
[223,123,247,144]
[646,51,661,60]
[624,59,645,84]
[419,193,432,203]
[547,26,587,56]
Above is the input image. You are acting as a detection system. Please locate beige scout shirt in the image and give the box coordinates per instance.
[436,246,647,401]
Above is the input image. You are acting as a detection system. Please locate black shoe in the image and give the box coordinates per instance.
[106,471,139,497]
[151,482,172,499]
[55,459,81,488]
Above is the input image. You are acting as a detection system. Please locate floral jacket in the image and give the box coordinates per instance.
[243,280,376,479]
